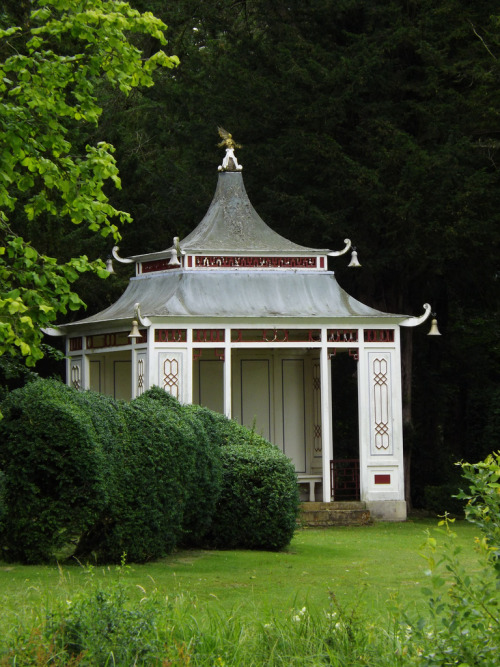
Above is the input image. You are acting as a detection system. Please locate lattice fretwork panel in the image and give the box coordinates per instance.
[369,353,393,455]
[70,360,82,391]
[312,360,322,457]
[136,355,146,397]
[163,358,179,398]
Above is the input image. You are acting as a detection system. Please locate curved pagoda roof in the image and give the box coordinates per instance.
[128,170,329,262]
[61,147,405,330]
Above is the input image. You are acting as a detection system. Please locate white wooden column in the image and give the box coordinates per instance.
[224,327,232,418]
[146,324,156,390]
[320,338,333,502]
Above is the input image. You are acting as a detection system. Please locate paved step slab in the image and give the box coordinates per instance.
[299,501,371,527]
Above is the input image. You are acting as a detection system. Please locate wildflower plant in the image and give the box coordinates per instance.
[402,514,500,665]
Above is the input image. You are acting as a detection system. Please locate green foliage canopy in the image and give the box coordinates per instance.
[0,0,178,366]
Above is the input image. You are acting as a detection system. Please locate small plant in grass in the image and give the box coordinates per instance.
[400,451,500,667]
[455,451,500,573]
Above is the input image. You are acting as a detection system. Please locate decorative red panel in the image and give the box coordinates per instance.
[69,337,82,351]
[86,330,146,349]
[262,329,289,342]
[193,329,225,343]
[231,329,320,343]
[194,255,318,269]
[155,329,187,343]
[374,474,391,484]
[141,259,177,273]
[328,329,358,342]
[364,329,395,343]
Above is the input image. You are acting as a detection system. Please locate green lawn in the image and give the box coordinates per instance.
[0,518,480,634]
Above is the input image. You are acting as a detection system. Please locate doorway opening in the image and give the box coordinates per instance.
[331,350,359,500]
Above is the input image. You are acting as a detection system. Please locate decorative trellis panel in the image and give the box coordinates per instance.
[368,352,393,456]
[136,352,147,397]
[312,360,322,460]
[158,352,185,401]
[70,357,83,391]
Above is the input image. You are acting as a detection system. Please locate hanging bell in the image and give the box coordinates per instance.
[348,249,361,268]
[105,254,114,274]
[128,319,142,340]
[427,318,442,336]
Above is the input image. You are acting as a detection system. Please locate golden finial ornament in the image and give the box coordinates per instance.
[217,127,243,171]
[217,127,242,150]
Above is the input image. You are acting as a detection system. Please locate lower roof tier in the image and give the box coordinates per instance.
[63,270,405,329]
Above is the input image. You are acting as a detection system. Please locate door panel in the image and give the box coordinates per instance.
[282,359,306,471]
[241,359,271,439]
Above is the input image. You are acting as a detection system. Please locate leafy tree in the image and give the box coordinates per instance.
[0,0,178,367]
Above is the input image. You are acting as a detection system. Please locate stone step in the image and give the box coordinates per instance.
[299,501,371,527]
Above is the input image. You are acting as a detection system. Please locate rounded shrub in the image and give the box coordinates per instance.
[77,398,190,562]
[137,391,223,547]
[183,403,273,450]
[206,442,300,551]
[0,379,111,563]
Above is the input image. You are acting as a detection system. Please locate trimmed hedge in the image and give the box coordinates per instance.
[205,443,300,551]
[0,379,299,562]
[134,389,223,547]
[0,379,111,563]
[77,398,189,562]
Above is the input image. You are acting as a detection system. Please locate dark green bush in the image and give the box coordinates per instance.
[0,378,298,562]
[0,379,110,563]
[135,391,223,547]
[77,398,190,562]
[206,442,300,550]
[0,469,6,535]
[184,403,273,450]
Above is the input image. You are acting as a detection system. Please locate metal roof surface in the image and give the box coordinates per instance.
[63,270,404,328]
[177,171,329,255]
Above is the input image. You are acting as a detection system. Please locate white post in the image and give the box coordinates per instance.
[224,327,232,418]
[320,339,333,502]
[131,346,137,399]
[185,327,193,404]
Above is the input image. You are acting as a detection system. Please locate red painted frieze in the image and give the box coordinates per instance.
[141,259,177,273]
[87,329,146,349]
[193,329,225,343]
[155,329,187,343]
[194,255,318,269]
[328,329,358,343]
[69,337,83,351]
[364,329,395,343]
[231,329,320,343]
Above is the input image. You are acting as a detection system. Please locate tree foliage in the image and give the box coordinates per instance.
[0,0,178,366]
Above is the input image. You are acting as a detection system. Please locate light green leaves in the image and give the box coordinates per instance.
[0,0,178,367]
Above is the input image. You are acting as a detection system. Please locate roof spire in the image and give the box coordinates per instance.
[217,127,243,172]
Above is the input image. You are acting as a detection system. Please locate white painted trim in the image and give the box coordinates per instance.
[320,335,333,502]
[224,327,232,418]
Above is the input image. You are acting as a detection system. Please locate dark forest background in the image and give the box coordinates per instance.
[3,0,500,509]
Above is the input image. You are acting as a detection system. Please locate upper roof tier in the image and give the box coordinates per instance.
[126,170,331,264]
[179,171,329,255]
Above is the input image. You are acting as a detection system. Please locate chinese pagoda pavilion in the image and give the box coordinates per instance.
[54,140,432,521]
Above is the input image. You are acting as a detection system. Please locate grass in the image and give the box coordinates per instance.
[0,518,480,635]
